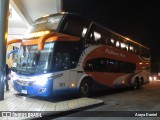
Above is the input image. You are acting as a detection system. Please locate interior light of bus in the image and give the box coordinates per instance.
[139,62,143,65]
[121,43,126,48]
[82,28,87,37]
[122,81,125,84]
[94,31,101,41]
[116,41,120,47]
[24,31,50,39]
[129,46,133,50]
[111,39,114,44]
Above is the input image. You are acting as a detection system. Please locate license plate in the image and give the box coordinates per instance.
[21,90,27,94]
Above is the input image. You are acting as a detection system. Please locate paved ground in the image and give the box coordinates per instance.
[55,81,160,120]
[0,80,104,120]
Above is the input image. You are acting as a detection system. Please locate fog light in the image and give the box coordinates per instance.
[154,76,157,81]
[71,83,75,87]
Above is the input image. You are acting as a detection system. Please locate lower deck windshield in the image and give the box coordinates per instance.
[16,42,54,74]
[14,41,82,75]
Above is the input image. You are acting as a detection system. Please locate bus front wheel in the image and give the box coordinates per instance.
[79,80,92,97]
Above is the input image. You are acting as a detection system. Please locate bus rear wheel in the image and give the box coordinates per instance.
[79,80,91,97]
[138,79,143,89]
[132,80,139,90]
[132,78,142,90]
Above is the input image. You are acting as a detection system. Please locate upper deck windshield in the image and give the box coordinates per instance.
[30,14,64,32]
[16,42,54,75]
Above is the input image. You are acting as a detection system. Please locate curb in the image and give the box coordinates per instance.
[34,100,104,119]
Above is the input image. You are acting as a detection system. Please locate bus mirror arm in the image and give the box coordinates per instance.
[38,32,59,50]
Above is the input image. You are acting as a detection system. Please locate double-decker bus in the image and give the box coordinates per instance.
[8,12,150,97]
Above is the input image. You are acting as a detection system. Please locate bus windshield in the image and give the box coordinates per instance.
[30,14,64,32]
[16,42,54,74]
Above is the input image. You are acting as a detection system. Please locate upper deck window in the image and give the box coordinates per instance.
[63,16,90,37]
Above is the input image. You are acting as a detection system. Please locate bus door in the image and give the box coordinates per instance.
[53,52,70,95]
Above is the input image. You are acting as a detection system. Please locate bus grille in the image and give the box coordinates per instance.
[16,80,35,86]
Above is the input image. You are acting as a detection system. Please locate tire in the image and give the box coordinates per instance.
[132,80,139,90]
[79,80,92,97]
[138,79,142,89]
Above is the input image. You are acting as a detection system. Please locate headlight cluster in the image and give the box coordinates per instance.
[32,76,48,85]
[35,78,48,85]
[11,72,50,86]
[149,76,157,81]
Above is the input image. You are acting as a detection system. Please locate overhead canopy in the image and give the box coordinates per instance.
[10,0,63,27]
[8,0,63,41]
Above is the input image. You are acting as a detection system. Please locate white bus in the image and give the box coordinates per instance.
[8,12,150,97]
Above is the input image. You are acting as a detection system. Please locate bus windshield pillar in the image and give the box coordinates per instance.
[0,0,9,100]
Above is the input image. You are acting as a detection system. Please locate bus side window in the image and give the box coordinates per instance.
[62,53,70,70]
[94,31,101,44]
[118,61,136,73]
[54,52,62,70]
[116,41,120,48]
[63,18,84,37]
[84,58,106,72]
[82,27,87,37]
[54,52,71,70]
[129,45,134,53]
[107,59,118,72]
[84,60,94,71]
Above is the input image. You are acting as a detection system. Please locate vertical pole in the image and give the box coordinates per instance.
[56,0,63,12]
[0,0,9,100]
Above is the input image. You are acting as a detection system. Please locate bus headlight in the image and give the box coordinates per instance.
[149,76,152,81]
[35,78,48,85]
[153,76,157,81]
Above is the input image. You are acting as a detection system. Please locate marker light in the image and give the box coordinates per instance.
[71,83,75,87]
[24,31,50,39]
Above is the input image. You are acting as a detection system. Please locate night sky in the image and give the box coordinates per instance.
[63,0,160,72]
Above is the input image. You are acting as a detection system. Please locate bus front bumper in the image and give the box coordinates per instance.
[13,80,53,97]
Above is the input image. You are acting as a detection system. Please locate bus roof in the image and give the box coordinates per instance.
[36,12,149,50]
[36,12,78,22]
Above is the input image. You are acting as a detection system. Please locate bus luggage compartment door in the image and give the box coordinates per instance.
[69,70,78,93]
